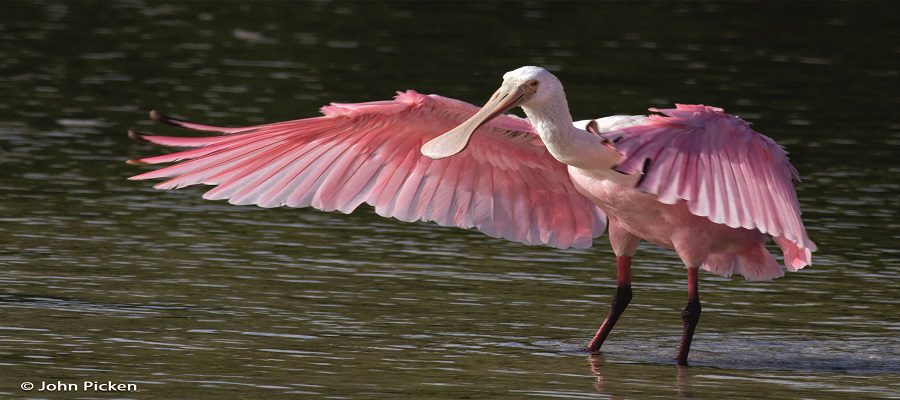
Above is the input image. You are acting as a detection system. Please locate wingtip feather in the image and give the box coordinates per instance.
[128,130,151,144]
[150,109,184,127]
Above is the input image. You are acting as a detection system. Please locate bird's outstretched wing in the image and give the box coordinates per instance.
[128,90,607,249]
[610,104,816,268]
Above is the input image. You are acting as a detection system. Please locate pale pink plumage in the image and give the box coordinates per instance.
[590,104,816,280]
[129,90,607,249]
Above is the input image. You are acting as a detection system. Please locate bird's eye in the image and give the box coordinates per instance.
[529,80,539,88]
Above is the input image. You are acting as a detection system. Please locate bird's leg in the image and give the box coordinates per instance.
[587,256,633,353]
[675,267,701,366]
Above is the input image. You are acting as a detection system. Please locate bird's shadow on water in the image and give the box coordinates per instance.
[686,336,900,375]
[545,339,900,375]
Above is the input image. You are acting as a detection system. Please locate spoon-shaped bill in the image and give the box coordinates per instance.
[421,83,528,159]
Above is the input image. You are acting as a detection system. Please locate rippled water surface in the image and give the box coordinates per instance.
[1,1,898,398]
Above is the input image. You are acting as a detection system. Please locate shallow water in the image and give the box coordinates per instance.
[1,1,898,399]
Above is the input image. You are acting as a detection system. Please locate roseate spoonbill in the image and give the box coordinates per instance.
[127,66,816,366]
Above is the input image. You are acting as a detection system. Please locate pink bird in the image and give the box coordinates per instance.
[127,66,816,366]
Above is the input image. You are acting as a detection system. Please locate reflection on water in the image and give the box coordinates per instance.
[1,1,899,399]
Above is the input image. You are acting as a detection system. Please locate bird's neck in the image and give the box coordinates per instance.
[522,96,623,173]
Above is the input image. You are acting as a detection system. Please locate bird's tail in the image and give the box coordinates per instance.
[701,245,786,281]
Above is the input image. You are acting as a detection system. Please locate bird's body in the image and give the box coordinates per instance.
[128,66,815,365]
[572,172,771,276]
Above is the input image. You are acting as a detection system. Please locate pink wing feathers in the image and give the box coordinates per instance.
[610,104,816,269]
[128,90,607,249]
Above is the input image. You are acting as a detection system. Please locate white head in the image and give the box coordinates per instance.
[421,66,566,159]
[501,66,566,108]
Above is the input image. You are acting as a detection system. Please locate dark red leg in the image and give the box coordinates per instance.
[587,256,633,353]
[675,267,701,366]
